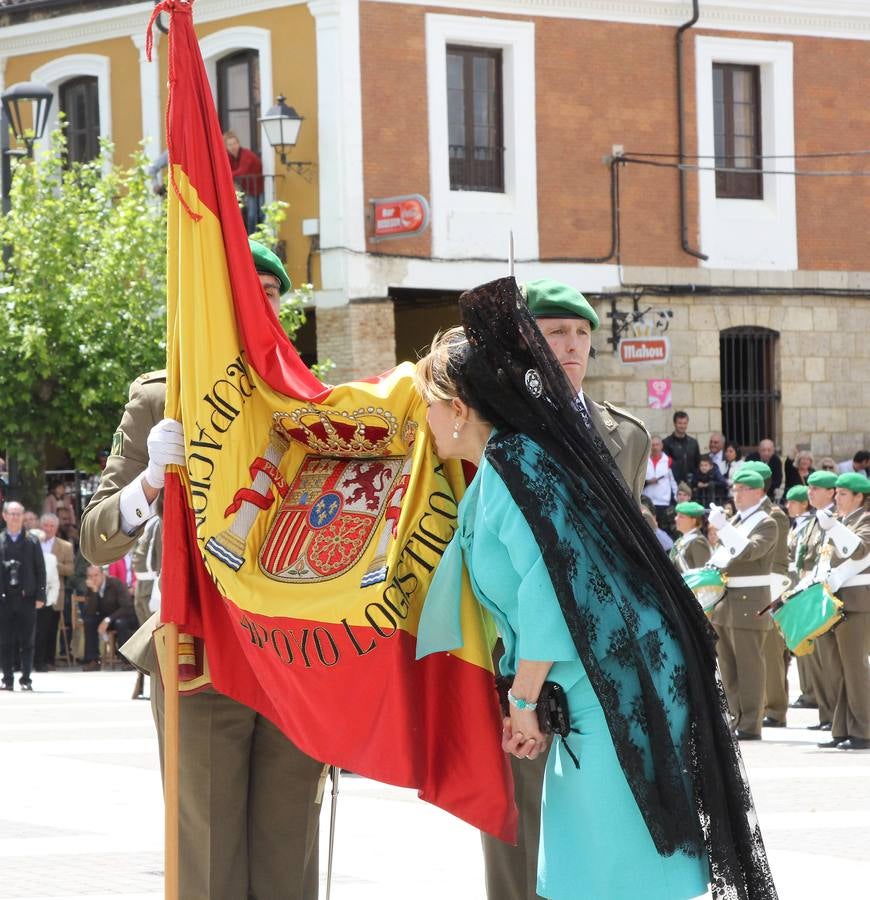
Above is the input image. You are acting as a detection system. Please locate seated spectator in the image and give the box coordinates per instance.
[97,604,139,669]
[836,450,870,475]
[80,566,131,671]
[692,454,728,507]
[784,449,815,491]
[745,439,783,500]
[642,435,678,528]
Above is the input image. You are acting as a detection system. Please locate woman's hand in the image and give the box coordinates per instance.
[502,709,548,760]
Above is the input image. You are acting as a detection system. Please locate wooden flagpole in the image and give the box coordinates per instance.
[164,621,180,900]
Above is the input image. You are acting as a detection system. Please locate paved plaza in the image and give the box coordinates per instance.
[1,669,868,899]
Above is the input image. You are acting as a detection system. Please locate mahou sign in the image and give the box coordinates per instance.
[370,194,430,242]
[619,337,671,365]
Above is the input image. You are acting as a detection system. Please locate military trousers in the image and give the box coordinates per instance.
[825,612,870,741]
[763,628,790,723]
[714,626,768,736]
[481,746,546,900]
[151,673,326,900]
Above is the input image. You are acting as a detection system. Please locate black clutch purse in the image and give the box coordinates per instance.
[494,674,572,739]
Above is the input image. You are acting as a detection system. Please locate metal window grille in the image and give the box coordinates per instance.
[720,327,780,450]
[713,63,762,200]
[59,76,100,164]
[217,49,261,155]
[446,45,505,192]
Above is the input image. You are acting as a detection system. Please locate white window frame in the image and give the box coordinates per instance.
[199,26,275,202]
[425,14,538,260]
[31,54,111,164]
[695,35,797,270]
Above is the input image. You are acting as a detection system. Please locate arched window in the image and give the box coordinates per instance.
[720,326,780,450]
[217,49,260,154]
[59,76,100,163]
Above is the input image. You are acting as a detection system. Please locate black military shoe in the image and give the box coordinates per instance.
[837,738,870,751]
[735,731,762,741]
[818,738,847,748]
[807,722,832,731]
[790,696,818,709]
[762,717,786,728]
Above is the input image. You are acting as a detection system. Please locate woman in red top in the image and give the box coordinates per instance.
[224,130,263,234]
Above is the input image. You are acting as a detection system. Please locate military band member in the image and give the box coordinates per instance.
[480,279,651,900]
[670,502,712,572]
[814,473,870,750]
[798,470,840,728]
[783,485,817,711]
[80,241,326,900]
[742,460,791,728]
[707,469,778,739]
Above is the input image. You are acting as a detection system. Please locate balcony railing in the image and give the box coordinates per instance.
[448,144,505,193]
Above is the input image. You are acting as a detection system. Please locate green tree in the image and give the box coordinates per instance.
[0,133,167,507]
[0,133,318,508]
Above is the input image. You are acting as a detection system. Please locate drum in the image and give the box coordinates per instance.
[773,581,844,656]
[682,567,727,616]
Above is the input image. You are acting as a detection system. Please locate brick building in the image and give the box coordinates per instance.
[2,1,869,458]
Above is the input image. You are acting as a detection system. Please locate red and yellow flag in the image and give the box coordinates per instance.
[151,0,515,841]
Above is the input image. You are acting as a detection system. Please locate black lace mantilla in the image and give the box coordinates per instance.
[454,277,777,900]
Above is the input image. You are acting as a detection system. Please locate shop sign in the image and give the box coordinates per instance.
[370,194,430,241]
[619,336,670,365]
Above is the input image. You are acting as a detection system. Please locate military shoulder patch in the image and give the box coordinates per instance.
[111,430,124,458]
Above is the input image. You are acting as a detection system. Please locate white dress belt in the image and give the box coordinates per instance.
[726,575,771,588]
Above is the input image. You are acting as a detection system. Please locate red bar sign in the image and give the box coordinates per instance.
[619,337,670,365]
[370,194,430,241]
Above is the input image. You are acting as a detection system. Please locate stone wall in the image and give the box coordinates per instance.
[584,292,870,460]
[316,298,397,384]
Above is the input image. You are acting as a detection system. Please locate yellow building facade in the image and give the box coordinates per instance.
[0,0,321,291]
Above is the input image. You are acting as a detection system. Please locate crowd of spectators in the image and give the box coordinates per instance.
[642,410,870,539]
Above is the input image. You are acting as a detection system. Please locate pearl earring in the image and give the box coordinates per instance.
[452,422,460,439]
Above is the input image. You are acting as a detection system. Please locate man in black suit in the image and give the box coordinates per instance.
[80,565,132,671]
[1,501,47,691]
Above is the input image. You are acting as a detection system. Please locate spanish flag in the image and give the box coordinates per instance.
[151,0,515,842]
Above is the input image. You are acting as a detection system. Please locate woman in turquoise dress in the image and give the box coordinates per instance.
[414,278,777,900]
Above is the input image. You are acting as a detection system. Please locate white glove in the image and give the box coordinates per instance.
[145,418,186,489]
[707,504,728,531]
[816,508,836,532]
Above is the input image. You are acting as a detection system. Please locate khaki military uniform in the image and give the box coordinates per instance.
[796,506,838,724]
[818,508,870,742]
[481,398,650,900]
[80,372,325,900]
[132,517,162,626]
[786,513,823,711]
[670,529,712,572]
[762,499,791,724]
[710,508,778,736]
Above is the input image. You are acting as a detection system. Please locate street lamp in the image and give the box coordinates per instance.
[1,80,54,213]
[258,95,314,180]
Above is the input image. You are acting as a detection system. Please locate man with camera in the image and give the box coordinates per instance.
[0,501,47,691]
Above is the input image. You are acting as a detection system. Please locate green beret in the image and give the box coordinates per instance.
[808,471,837,489]
[785,486,808,502]
[523,279,600,330]
[742,460,772,480]
[250,239,292,295]
[675,501,705,518]
[835,472,870,495]
[733,469,764,489]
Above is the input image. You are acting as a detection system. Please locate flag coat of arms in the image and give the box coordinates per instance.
[151,0,516,842]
